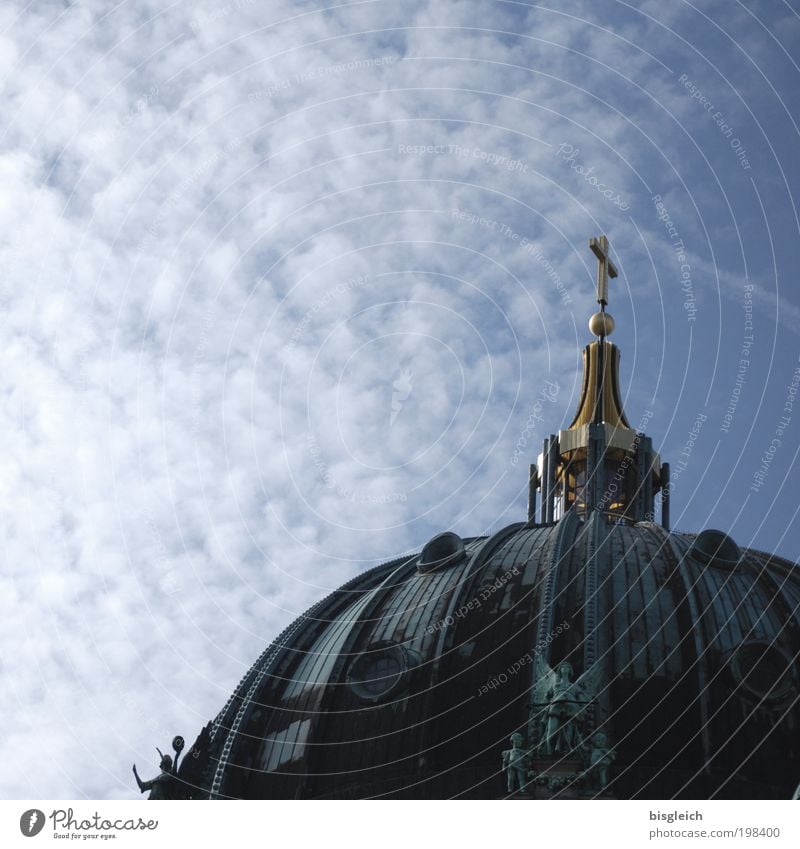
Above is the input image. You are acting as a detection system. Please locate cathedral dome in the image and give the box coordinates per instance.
[173,237,799,800]
[202,516,799,799]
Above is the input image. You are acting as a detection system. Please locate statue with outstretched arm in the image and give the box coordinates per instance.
[133,736,185,800]
[133,752,178,800]
[131,726,213,800]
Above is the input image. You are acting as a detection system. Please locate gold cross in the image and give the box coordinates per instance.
[589,235,618,306]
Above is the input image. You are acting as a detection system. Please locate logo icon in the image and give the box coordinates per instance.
[19,809,45,837]
[390,368,413,426]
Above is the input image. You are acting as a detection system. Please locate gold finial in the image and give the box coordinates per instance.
[589,311,615,337]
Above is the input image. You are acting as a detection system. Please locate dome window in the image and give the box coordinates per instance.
[688,529,741,569]
[346,643,417,704]
[417,532,466,573]
[728,641,796,705]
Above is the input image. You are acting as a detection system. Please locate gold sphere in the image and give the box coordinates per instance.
[589,311,615,337]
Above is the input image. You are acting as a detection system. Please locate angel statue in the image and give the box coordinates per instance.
[501,732,531,794]
[132,723,213,800]
[133,738,183,800]
[530,658,600,755]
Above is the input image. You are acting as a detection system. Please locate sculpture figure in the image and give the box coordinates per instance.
[531,658,600,755]
[131,724,213,801]
[133,736,185,800]
[585,730,616,790]
[133,752,178,800]
[501,732,531,794]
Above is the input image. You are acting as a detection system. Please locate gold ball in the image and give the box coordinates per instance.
[589,311,615,337]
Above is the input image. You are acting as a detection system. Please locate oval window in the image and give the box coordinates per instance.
[346,643,416,703]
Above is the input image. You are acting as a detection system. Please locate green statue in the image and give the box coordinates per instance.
[585,731,616,790]
[501,732,531,794]
[531,658,600,755]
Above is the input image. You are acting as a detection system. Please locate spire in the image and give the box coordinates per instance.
[531,236,668,527]
[567,235,628,430]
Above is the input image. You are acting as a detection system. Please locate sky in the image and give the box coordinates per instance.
[1,0,799,800]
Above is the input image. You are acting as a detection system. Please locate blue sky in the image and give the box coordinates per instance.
[1,0,799,799]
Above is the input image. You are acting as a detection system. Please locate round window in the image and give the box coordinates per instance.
[729,641,795,705]
[347,644,415,703]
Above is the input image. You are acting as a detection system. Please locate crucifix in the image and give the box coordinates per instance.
[589,235,617,307]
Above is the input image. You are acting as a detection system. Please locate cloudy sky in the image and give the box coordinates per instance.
[1,0,799,799]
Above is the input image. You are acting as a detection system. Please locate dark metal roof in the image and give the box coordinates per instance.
[199,516,800,799]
